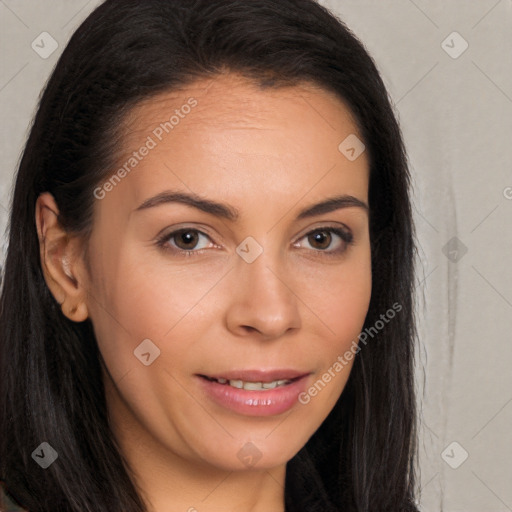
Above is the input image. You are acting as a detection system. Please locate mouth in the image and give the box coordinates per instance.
[195,370,311,416]
[199,374,301,391]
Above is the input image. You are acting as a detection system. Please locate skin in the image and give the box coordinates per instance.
[36,73,372,512]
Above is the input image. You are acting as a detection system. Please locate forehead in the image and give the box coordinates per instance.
[100,74,369,218]
[125,73,361,130]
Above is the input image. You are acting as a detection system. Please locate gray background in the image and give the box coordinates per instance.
[1,1,511,510]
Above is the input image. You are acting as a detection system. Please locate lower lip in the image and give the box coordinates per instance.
[197,375,309,417]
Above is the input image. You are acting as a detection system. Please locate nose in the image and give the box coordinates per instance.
[224,250,302,340]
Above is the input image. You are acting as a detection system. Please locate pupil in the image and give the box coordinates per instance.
[310,231,330,249]
[177,230,197,249]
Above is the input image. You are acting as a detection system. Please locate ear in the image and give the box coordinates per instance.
[35,192,89,322]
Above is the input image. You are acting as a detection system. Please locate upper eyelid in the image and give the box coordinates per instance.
[294,223,352,240]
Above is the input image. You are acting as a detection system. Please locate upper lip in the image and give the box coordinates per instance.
[198,369,311,382]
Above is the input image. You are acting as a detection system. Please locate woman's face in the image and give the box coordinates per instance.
[82,74,371,473]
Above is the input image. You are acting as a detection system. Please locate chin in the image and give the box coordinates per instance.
[183,422,314,472]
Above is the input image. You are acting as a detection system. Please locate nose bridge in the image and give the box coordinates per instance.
[226,236,301,337]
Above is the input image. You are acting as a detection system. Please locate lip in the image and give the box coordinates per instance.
[196,369,311,417]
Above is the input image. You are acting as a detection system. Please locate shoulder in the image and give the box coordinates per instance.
[0,481,28,512]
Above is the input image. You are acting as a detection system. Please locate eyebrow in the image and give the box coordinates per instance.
[134,190,369,221]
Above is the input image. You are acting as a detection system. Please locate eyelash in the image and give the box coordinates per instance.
[156,226,354,258]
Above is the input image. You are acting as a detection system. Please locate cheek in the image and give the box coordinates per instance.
[300,250,371,396]
[303,249,372,342]
[87,247,229,382]
[327,266,372,345]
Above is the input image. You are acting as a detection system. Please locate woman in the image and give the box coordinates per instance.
[0,0,420,510]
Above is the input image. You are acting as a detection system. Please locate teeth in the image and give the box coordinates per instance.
[214,378,292,390]
[243,381,263,390]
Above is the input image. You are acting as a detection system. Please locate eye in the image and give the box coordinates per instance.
[156,228,215,256]
[156,225,354,258]
[293,226,353,255]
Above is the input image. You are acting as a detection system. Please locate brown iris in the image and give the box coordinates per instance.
[308,230,332,250]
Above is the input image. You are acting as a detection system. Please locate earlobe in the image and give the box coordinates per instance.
[35,192,89,322]
[63,301,89,322]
